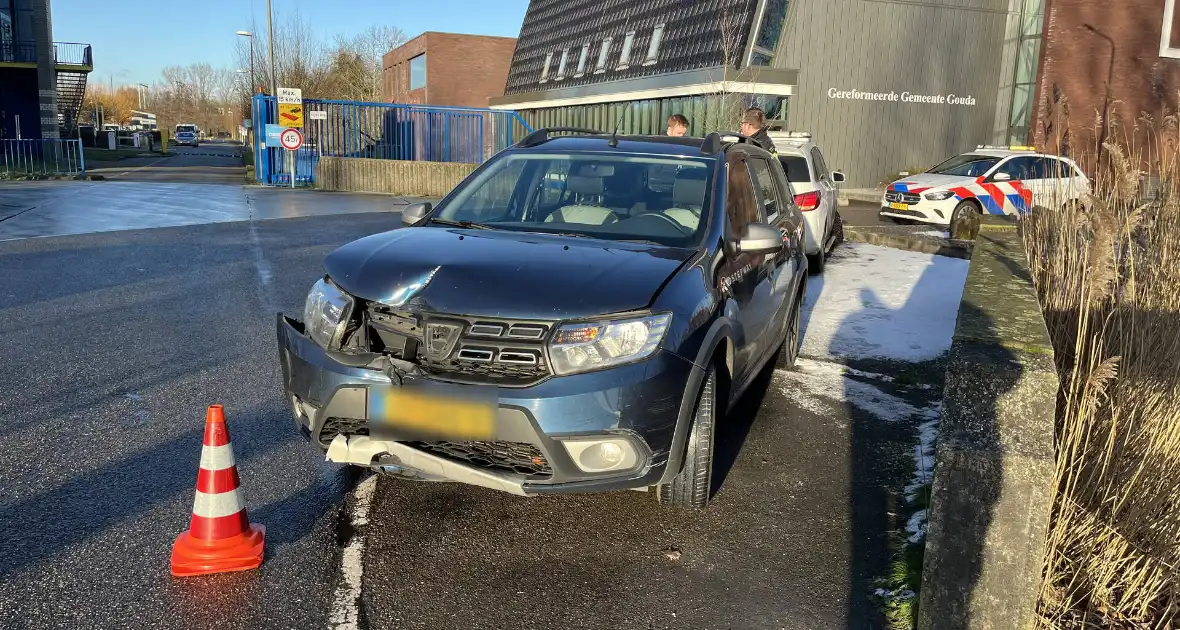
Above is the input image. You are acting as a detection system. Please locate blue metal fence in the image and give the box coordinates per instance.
[251,94,532,186]
[1,139,86,178]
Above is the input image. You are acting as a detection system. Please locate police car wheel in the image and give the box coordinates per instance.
[952,199,980,223]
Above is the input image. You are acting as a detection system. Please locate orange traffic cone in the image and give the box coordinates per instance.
[171,405,265,577]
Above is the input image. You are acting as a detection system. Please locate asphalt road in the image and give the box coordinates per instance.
[86,141,248,184]
[0,186,932,629]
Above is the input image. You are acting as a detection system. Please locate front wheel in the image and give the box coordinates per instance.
[950,200,982,240]
[657,366,718,510]
[776,294,802,370]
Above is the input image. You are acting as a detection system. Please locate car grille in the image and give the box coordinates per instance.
[885,190,921,204]
[882,207,927,218]
[367,307,553,387]
[319,416,369,447]
[407,440,552,476]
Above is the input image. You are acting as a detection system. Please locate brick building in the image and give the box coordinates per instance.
[381,32,517,107]
[1033,0,1180,152]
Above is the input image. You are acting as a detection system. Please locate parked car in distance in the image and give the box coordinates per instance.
[768,131,845,273]
[278,128,810,510]
[879,145,1090,227]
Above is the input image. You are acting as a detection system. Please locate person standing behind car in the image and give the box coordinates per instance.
[666,114,689,136]
[740,107,776,155]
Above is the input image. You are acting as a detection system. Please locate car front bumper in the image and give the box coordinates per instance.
[878,195,957,226]
[276,314,703,496]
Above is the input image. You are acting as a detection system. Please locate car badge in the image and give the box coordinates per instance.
[424,322,462,359]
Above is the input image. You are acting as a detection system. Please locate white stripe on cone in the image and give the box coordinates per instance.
[192,489,246,518]
[199,443,236,471]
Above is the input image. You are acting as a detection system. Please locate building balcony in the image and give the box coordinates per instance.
[0,41,93,72]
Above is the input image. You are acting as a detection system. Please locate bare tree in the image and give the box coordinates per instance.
[329,25,408,101]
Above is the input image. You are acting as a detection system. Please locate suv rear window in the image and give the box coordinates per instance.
[437,152,715,248]
[778,156,811,184]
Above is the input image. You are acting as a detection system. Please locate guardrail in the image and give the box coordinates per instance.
[54,42,92,66]
[1,139,86,178]
[0,41,37,64]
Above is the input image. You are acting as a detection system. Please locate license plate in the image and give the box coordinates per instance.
[370,386,495,439]
[889,202,909,211]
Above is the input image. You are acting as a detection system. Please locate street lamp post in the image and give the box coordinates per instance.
[267,0,277,95]
[235,31,255,94]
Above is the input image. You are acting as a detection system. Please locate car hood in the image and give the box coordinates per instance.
[323,227,695,320]
[888,173,974,193]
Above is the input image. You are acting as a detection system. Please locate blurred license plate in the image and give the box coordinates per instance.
[889,202,909,211]
[370,386,494,440]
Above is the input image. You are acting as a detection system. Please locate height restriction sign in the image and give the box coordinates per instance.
[277,87,304,128]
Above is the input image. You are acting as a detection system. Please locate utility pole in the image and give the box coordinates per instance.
[267,0,277,95]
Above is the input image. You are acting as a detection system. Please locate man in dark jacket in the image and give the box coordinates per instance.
[740,107,776,155]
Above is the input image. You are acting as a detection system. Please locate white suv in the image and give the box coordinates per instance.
[879,146,1090,227]
[768,131,845,273]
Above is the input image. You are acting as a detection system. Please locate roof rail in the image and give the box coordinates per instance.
[700,131,757,155]
[976,144,1036,151]
[517,127,607,148]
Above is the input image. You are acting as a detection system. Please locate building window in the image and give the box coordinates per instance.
[595,37,612,73]
[618,31,636,70]
[409,53,427,90]
[748,0,789,66]
[643,24,666,66]
[575,44,589,77]
[540,51,553,82]
[1161,0,1180,58]
[556,48,569,79]
[1008,0,1044,143]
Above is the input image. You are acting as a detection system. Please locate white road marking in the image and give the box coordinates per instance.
[245,196,278,314]
[329,475,377,630]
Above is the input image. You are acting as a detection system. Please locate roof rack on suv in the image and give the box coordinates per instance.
[700,131,757,155]
[517,127,608,148]
[976,144,1036,151]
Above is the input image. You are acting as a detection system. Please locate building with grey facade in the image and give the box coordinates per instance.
[489,0,1045,188]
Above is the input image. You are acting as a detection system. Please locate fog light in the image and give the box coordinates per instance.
[561,438,640,473]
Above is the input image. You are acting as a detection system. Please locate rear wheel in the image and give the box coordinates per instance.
[657,366,718,510]
[776,293,802,370]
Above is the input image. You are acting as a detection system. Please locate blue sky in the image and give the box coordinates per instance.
[51,0,530,87]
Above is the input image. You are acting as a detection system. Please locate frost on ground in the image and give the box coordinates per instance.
[800,242,969,363]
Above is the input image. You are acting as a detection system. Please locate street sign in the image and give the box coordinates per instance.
[277,86,304,128]
[279,127,304,151]
[277,87,302,104]
[265,124,285,147]
[309,110,327,121]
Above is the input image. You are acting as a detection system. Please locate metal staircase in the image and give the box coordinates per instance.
[56,71,87,133]
[53,43,93,136]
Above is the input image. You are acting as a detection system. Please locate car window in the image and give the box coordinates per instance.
[437,152,715,248]
[747,157,782,221]
[998,156,1043,180]
[929,154,1001,177]
[725,153,761,240]
[779,155,811,184]
[1041,157,1073,180]
[810,147,829,180]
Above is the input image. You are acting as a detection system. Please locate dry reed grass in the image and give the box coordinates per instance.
[1029,100,1180,628]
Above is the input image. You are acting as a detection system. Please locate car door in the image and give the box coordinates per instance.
[745,154,799,373]
[992,155,1046,211]
[809,146,836,239]
[719,151,776,385]
[1043,157,1086,206]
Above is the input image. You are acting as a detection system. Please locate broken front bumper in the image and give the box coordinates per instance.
[275,314,703,495]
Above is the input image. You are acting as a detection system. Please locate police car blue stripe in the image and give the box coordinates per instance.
[978,194,1005,214]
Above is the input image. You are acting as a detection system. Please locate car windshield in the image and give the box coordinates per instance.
[176,125,196,133]
[928,154,1000,177]
[435,151,715,248]
[778,155,811,183]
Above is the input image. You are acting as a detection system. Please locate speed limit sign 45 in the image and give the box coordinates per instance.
[279,128,304,151]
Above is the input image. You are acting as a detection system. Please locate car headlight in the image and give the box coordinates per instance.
[924,190,956,201]
[303,277,354,349]
[548,313,671,375]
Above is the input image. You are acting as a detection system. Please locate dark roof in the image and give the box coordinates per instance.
[510,131,774,159]
[505,0,758,95]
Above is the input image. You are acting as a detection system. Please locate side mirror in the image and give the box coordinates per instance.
[401,202,432,226]
[992,172,1012,182]
[736,222,784,255]
[831,171,846,184]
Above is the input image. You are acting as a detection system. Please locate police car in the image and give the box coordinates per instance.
[879,146,1090,227]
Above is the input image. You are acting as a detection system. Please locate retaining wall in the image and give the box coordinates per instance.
[315,157,476,197]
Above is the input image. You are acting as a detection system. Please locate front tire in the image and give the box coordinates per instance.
[950,200,982,240]
[657,366,718,510]
[776,294,802,370]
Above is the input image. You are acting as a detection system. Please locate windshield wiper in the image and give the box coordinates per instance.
[427,218,495,230]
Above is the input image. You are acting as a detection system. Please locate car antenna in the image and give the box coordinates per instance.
[608,106,626,148]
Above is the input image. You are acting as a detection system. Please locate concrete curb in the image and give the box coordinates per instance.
[0,174,105,182]
[844,225,972,259]
[839,188,884,204]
